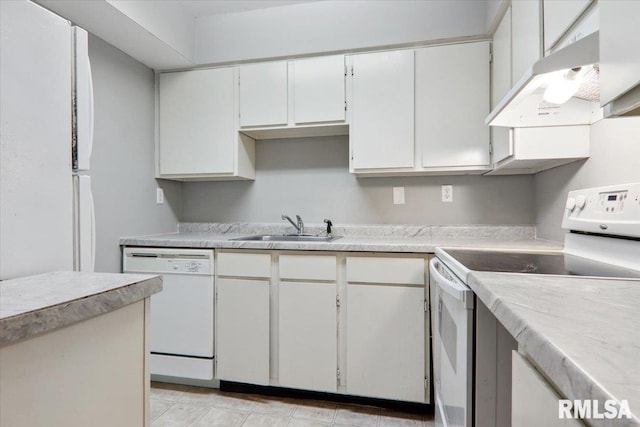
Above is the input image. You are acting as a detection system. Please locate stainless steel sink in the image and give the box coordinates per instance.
[231,234,341,242]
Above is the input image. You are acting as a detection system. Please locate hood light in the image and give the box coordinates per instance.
[543,66,590,105]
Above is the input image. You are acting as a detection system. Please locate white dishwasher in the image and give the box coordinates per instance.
[123,247,215,380]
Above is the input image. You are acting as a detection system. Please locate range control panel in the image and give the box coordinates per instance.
[562,183,640,238]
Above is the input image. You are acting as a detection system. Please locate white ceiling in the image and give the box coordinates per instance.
[173,0,321,18]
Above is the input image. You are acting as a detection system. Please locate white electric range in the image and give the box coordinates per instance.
[430,183,640,427]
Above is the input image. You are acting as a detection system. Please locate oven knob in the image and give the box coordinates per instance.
[188,262,198,272]
[565,197,576,211]
[575,195,587,210]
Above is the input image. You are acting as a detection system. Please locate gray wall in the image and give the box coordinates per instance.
[181,136,535,225]
[195,0,488,64]
[534,117,640,242]
[89,35,180,272]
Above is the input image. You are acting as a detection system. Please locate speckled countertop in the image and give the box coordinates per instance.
[120,222,562,253]
[0,272,162,347]
[468,272,640,427]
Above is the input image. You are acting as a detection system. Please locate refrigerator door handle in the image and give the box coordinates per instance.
[88,56,94,164]
[90,186,96,272]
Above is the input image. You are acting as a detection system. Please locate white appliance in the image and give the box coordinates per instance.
[432,183,640,427]
[0,0,95,280]
[123,247,216,381]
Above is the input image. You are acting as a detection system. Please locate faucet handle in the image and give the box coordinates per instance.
[323,219,333,235]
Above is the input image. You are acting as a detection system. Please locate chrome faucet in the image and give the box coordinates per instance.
[282,214,304,235]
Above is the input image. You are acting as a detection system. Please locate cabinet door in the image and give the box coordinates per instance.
[159,68,235,175]
[543,0,591,52]
[599,0,640,106]
[512,351,582,427]
[346,283,425,402]
[239,62,288,127]
[216,278,269,385]
[417,42,490,168]
[351,50,414,170]
[293,55,345,124]
[279,281,337,392]
[512,0,542,81]
[491,8,513,165]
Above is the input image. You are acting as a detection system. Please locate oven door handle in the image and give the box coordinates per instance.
[430,258,474,309]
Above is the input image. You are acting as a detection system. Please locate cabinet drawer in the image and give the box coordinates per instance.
[279,255,337,281]
[217,252,271,278]
[346,257,424,285]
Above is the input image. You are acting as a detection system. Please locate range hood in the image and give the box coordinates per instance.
[487,32,603,128]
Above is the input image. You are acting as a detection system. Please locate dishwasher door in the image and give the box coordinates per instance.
[430,257,474,427]
[123,247,215,379]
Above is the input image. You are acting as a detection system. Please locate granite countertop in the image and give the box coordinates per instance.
[0,272,162,347]
[468,271,640,427]
[120,223,563,253]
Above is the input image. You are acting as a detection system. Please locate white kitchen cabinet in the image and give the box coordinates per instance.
[1,300,150,427]
[599,0,640,107]
[279,281,337,392]
[416,42,490,170]
[279,254,337,392]
[216,276,270,385]
[345,256,427,403]
[512,351,582,427]
[158,67,255,181]
[543,0,592,53]
[239,61,288,127]
[293,55,345,125]
[487,126,590,175]
[349,50,415,171]
[491,7,513,166]
[512,0,542,81]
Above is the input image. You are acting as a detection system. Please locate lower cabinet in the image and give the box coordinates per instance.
[345,256,428,403]
[216,278,270,385]
[279,281,337,392]
[214,250,430,403]
[512,351,582,427]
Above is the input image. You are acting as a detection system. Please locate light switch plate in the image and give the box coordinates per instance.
[442,185,453,203]
[156,188,165,204]
[393,187,405,205]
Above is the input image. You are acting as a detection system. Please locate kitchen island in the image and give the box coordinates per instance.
[0,271,162,427]
[468,272,640,427]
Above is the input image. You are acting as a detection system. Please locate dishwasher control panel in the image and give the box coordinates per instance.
[123,247,214,275]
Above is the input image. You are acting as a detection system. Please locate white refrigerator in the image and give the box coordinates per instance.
[0,0,95,280]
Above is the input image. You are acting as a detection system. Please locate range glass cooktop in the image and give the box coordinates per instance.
[443,249,640,279]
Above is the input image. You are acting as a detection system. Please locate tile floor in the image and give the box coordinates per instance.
[150,382,435,427]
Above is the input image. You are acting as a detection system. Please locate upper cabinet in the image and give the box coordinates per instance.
[349,50,415,171]
[543,0,592,52]
[599,0,640,109]
[158,67,255,181]
[490,7,513,167]
[292,55,346,125]
[239,61,288,127]
[512,0,542,81]
[416,42,490,171]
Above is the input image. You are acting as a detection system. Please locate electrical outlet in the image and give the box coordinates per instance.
[393,187,405,205]
[156,188,165,204]
[442,185,453,203]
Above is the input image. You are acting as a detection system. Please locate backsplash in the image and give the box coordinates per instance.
[178,222,536,240]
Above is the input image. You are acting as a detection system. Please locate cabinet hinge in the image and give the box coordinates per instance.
[489,141,493,155]
[344,101,347,112]
[337,368,341,380]
[425,377,429,389]
[424,299,429,312]
[351,65,354,76]
[336,295,341,307]
[344,64,348,77]
[489,51,493,64]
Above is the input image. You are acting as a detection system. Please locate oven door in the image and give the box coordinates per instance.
[430,258,474,427]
